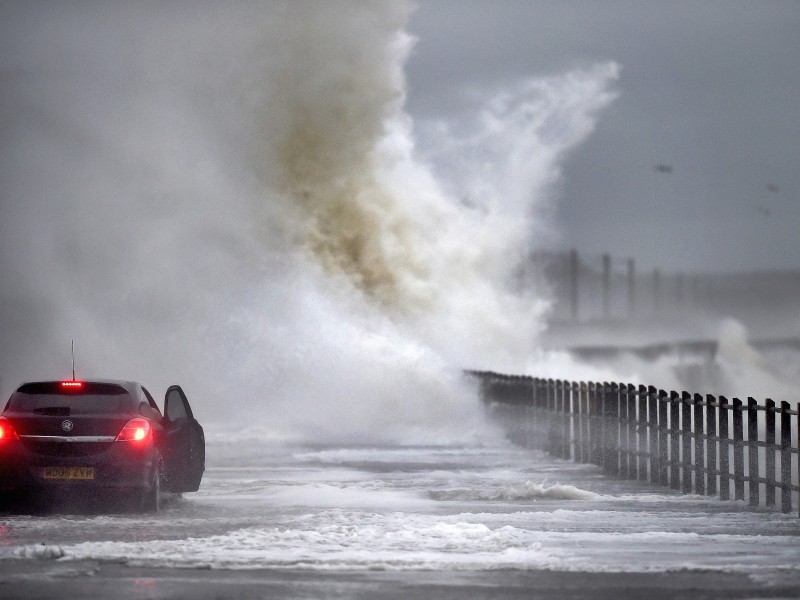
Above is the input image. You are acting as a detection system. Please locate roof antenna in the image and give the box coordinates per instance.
[71,340,76,381]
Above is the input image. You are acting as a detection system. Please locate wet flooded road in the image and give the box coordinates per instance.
[1,435,799,598]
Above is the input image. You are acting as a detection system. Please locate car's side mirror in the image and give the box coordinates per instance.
[164,386,192,423]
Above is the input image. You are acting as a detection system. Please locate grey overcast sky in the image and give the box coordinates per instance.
[405,0,800,273]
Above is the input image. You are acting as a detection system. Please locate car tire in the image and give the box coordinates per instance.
[140,453,162,513]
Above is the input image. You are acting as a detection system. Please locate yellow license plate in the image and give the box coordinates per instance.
[43,467,95,480]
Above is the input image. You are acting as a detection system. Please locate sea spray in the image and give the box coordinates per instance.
[0,1,620,442]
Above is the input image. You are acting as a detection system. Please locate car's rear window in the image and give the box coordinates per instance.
[5,382,134,415]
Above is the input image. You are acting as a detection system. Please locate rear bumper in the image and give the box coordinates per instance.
[0,439,154,491]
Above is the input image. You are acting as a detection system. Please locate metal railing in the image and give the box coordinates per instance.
[470,372,800,516]
[528,249,800,323]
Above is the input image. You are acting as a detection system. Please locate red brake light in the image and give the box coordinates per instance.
[115,418,151,442]
[0,417,19,441]
[61,381,83,389]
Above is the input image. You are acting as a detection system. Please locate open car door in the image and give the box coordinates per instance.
[162,385,205,492]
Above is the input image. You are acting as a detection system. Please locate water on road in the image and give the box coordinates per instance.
[1,433,799,596]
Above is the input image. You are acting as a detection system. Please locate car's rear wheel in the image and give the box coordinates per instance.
[139,453,162,512]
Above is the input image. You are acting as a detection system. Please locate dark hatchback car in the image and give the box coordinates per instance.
[0,379,204,511]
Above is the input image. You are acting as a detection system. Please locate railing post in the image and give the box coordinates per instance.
[589,382,600,466]
[562,382,572,460]
[706,394,717,496]
[572,382,581,462]
[539,378,549,452]
[599,383,608,471]
[617,383,627,477]
[638,385,648,481]
[556,380,565,458]
[596,382,606,469]
[627,383,637,479]
[669,391,681,489]
[525,377,539,448]
[617,383,626,476]
[528,377,536,449]
[554,379,561,455]
[605,383,620,475]
[580,382,590,463]
[519,377,529,446]
[747,398,760,507]
[528,378,536,450]
[603,382,613,473]
[546,379,555,455]
[694,393,705,495]
[780,401,792,513]
[733,398,745,501]
[507,377,518,443]
[557,381,565,458]
[554,380,563,458]
[681,391,693,493]
[719,396,730,501]
[765,398,776,508]
[562,381,578,460]
[523,378,533,449]
[658,389,669,486]
[647,386,658,484]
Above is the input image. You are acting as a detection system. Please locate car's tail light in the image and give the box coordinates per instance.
[0,417,20,441]
[60,381,83,390]
[115,418,151,442]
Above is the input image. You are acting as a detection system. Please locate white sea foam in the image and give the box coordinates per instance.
[431,481,601,502]
[15,544,65,560]
[19,509,795,573]
[44,513,556,571]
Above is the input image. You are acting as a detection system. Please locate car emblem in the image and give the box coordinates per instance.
[61,419,74,432]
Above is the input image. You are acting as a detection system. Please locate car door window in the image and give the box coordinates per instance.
[165,388,188,422]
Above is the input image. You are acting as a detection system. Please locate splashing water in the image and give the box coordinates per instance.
[714,319,799,401]
[0,1,619,442]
